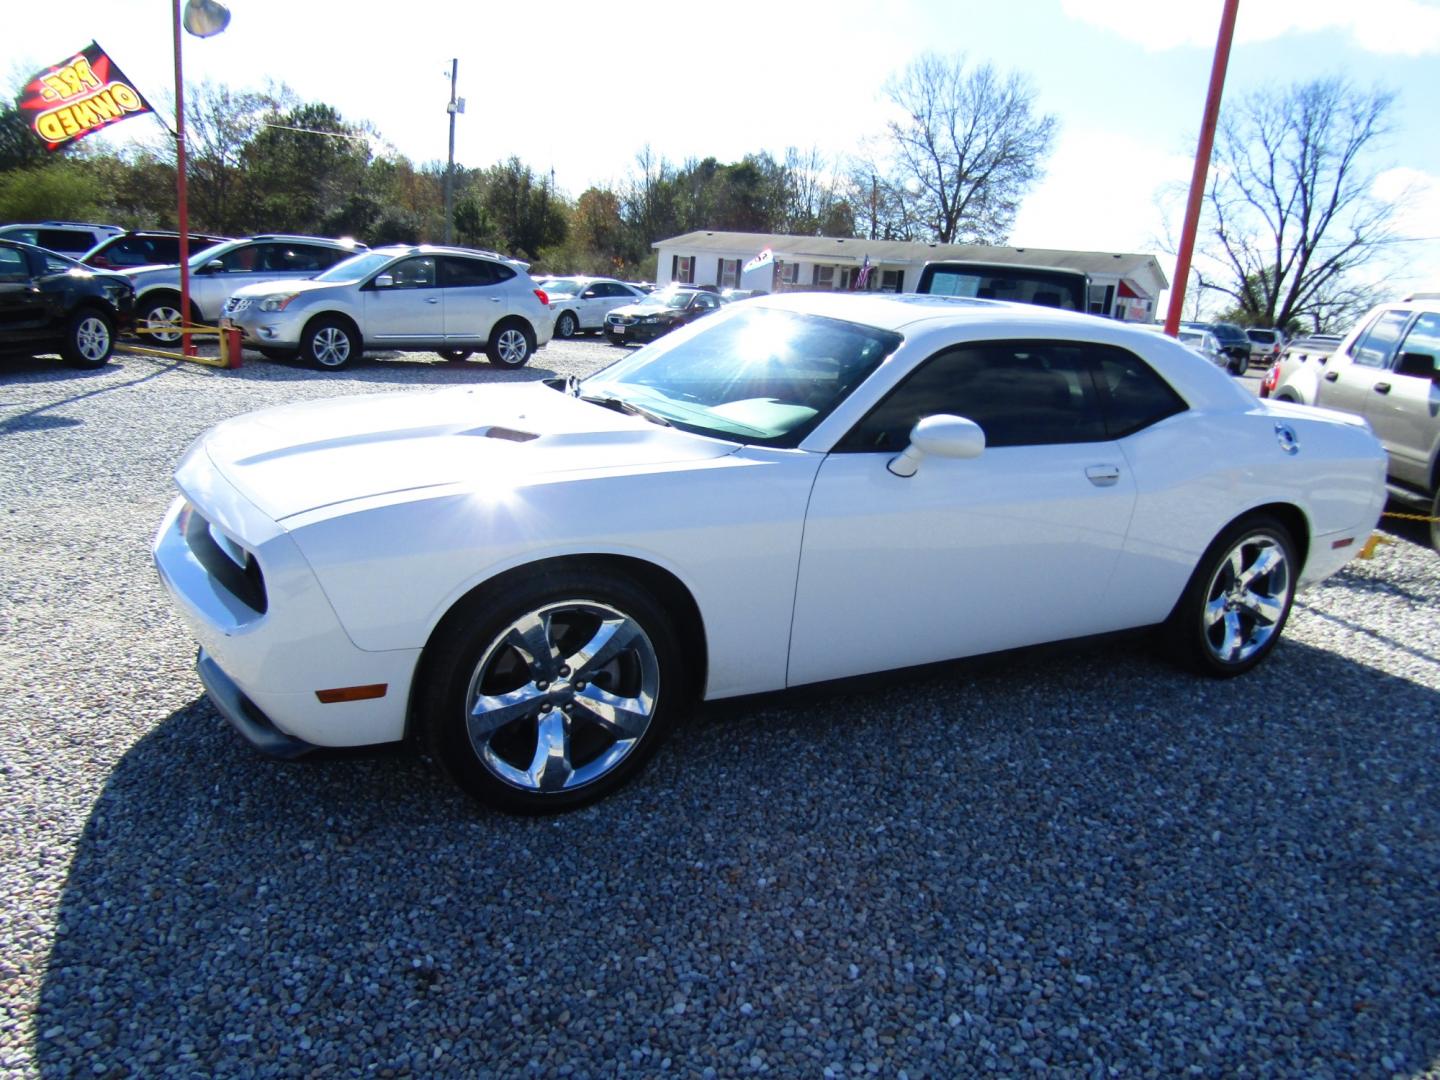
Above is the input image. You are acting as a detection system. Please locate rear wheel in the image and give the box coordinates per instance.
[419,570,687,814]
[300,317,358,370]
[62,309,114,368]
[1167,514,1296,677]
[1228,353,1249,376]
[486,321,535,369]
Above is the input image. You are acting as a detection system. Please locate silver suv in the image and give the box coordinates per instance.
[1273,299,1440,548]
[221,245,554,370]
[125,234,366,342]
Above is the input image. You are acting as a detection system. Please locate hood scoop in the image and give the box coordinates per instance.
[474,425,539,443]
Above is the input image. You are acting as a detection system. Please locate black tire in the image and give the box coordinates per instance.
[1229,353,1249,376]
[437,348,474,362]
[554,311,578,339]
[136,293,186,345]
[61,308,114,368]
[486,320,535,369]
[419,569,688,814]
[257,346,297,361]
[1165,514,1296,677]
[300,317,358,371]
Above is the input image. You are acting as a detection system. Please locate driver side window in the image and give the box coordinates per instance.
[837,340,1108,451]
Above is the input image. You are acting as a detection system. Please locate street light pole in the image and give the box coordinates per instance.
[171,0,194,355]
[444,59,458,245]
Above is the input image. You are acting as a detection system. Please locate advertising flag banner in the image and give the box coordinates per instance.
[18,43,156,151]
[742,248,773,274]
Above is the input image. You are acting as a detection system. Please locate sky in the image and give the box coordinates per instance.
[5,0,1439,310]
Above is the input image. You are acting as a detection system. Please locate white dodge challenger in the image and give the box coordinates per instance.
[153,294,1387,813]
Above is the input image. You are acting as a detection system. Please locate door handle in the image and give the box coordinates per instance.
[1085,465,1120,487]
[1373,382,1391,394]
[1324,371,1339,382]
[490,297,502,303]
[425,297,439,304]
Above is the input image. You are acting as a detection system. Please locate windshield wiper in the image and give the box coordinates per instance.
[579,393,672,427]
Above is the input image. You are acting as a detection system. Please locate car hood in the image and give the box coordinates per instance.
[611,300,681,317]
[192,381,737,521]
[230,277,342,301]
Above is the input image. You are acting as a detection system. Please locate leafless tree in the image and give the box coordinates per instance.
[1195,77,1405,332]
[880,53,1056,244]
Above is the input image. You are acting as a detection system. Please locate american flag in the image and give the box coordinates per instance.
[855,255,873,291]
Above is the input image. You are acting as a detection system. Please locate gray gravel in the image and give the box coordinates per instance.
[1,341,1438,1079]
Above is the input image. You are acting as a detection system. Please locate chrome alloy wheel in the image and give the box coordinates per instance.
[143,304,183,344]
[74,316,111,362]
[311,326,352,367]
[495,328,529,365]
[1201,532,1292,664]
[464,600,660,794]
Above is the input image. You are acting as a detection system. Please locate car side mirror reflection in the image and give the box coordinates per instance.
[1396,350,1439,381]
[887,414,986,477]
[374,274,394,288]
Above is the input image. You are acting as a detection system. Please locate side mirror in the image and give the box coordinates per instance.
[202,259,225,274]
[1396,350,1438,381]
[887,414,986,477]
[374,273,394,288]
[581,290,597,298]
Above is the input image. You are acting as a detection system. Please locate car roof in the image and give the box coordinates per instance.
[366,243,519,263]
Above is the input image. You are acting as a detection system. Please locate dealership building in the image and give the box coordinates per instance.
[654,230,1170,321]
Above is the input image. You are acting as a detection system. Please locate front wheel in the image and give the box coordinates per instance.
[61,309,114,368]
[1229,353,1249,376]
[301,317,358,370]
[554,311,577,339]
[1166,515,1296,677]
[419,570,687,814]
[486,321,535,369]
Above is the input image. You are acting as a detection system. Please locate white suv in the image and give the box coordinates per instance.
[536,276,647,338]
[222,245,554,370]
[126,234,365,342]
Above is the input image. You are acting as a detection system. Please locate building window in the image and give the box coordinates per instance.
[780,262,798,285]
[880,269,903,293]
[813,265,835,289]
[672,255,695,284]
[719,258,740,288]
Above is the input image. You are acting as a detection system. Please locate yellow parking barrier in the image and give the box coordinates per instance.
[1381,511,1440,523]
[123,324,243,368]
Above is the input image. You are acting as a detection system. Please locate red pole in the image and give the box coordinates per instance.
[172,0,195,356]
[1164,0,1239,336]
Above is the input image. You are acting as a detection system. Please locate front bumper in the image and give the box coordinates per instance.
[152,493,420,749]
[222,302,307,348]
[605,318,672,344]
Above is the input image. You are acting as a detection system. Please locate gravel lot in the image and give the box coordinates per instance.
[1,340,1438,1079]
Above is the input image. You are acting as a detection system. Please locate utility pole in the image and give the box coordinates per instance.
[443,58,459,245]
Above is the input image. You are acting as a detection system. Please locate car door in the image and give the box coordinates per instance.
[0,244,49,340]
[438,255,512,345]
[1363,310,1440,489]
[363,256,444,345]
[1315,308,1414,418]
[788,339,1139,687]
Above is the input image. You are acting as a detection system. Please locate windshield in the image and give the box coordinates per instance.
[649,290,694,309]
[539,279,582,297]
[314,251,395,283]
[580,307,902,447]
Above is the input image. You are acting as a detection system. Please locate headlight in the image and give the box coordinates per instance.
[638,315,659,324]
[259,294,298,312]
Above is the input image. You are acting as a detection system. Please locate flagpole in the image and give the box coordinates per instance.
[171,0,194,356]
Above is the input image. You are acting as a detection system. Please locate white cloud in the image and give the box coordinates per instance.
[1371,167,1440,292]
[1060,0,1440,55]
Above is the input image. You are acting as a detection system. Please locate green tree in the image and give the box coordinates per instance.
[240,102,370,235]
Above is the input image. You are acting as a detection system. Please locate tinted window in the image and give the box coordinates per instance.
[839,340,1108,451]
[919,264,1087,311]
[260,244,333,272]
[1394,312,1440,374]
[439,257,504,286]
[0,246,30,282]
[1349,309,1412,368]
[1093,345,1187,438]
[386,257,437,288]
[37,228,93,253]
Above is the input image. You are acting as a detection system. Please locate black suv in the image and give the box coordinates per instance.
[0,239,135,368]
[1183,320,1252,374]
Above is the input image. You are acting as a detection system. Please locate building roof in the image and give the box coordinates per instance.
[655,230,1169,288]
